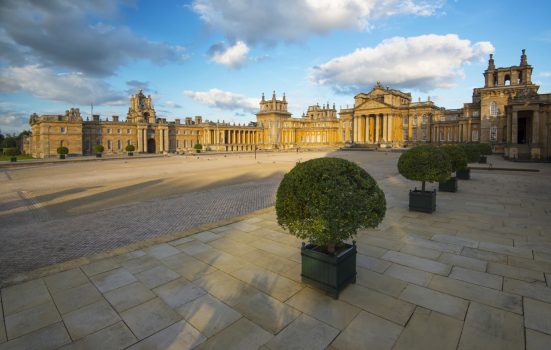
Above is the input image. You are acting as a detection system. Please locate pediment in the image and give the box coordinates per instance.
[355,98,391,110]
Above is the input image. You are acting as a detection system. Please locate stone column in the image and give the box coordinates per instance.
[365,116,370,144]
[164,129,169,151]
[511,111,518,144]
[375,115,380,143]
[532,110,539,144]
[382,114,387,142]
[137,128,143,152]
[352,116,358,143]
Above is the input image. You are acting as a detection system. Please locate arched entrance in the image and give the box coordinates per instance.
[147,138,156,153]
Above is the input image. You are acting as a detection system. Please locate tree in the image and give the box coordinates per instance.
[276,157,386,254]
[398,145,452,191]
[440,145,467,172]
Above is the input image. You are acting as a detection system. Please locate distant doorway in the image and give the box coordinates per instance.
[147,138,155,153]
[517,111,532,144]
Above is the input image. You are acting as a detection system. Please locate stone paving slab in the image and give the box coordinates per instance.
[1,153,550,349]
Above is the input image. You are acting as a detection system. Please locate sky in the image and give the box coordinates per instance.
[1,0,551,134]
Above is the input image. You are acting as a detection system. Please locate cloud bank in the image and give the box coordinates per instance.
[192,0,444,44]
[184,89,258,114]
[310,34,494,93]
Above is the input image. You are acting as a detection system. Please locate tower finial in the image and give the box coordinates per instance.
[261,92,265,102]
[520,48,527,66]
[488,53,495,70]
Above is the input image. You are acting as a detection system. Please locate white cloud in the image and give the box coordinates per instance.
[310,34,495,93]
[163,101,183,109]
[539,71,551,78]
[192,0,444,43]
[0,65,125,105]
[208,41,250,68]
[0,0,187,76]
[184,88,258,113]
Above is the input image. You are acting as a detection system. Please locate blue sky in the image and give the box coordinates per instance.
[1,0,550,134]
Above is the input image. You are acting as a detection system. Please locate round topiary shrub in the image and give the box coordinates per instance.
[276,157,386,254]
[398,145,452,191]
[125,144,135,152]
[457,143,480,163]
[3,147,19,156]
[94,144,104,154]
[194,143,203,153]
[57,146,69,155]
[477,143,492,155]
[440,145,467,172]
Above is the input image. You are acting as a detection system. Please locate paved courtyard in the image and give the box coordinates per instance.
[1,152,551,349]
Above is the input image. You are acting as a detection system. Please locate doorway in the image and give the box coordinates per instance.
[517,110,532,144]
[147,138,155,153]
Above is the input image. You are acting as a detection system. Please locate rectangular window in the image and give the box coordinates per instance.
[117,140,122,150]
[490,126,497,141]
[117,129,121,134]
[107,140,112,149]
[127,129,131,134]
[60,127,66,133]
[422,116,427,124]
[403,129,408,141]
[413,128,417,141]
[413,117,417,126]
[403,116,408,125]
[422,128,427,141]
[107,129,111,134]
[472,111,479,118]
[472,130,479,142]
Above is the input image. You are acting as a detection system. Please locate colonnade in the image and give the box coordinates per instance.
[353,114,393,144]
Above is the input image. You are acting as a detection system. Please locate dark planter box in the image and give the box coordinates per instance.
[409,189,436,213]
[456,168,470,180]
[128,152,133,156]
[478,155,487,164]
[301,242,357,299]
[439,176,458,192]
[59,154,66,159]
[10,157,17,162]
[96,153,102,158]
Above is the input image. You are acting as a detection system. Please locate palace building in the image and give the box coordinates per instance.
[24,49,551,160]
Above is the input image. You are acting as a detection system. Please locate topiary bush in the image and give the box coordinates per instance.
[94,144,104,154]
[398,145,451,191]
[457,143,480,163]
[125,144,135,152]
[276,157,386,254]
[3,147,19,156]
[57,146,69,155]
[440,145,467,172]
[477,143,492,156]
[194,143,203,153]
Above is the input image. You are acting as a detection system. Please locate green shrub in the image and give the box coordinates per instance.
[477,143,492,155]
[457,144,480,162]
[440,145,467,172]
[398,145,451,191]
[3,147,19,156]
[94,144,104,154]
[276,158,386,254]
[56,146,69,155]
[125,144,135,152]
[193,143,203,150]
[3,137,16,148]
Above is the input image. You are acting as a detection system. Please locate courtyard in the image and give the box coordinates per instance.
[1,151,551,349]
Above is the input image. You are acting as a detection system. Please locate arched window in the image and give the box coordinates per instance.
[490,102,498,117]
[504,74,511,86]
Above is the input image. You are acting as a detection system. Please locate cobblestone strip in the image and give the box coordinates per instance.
[17,191,51,222]
[0,179,279,283]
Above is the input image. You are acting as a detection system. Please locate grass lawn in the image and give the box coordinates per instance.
[0,154,35,161]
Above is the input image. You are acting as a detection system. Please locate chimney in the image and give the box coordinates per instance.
[185,117,192,125]
[93,114,100,122]
[195,116,202,124]
[112,115,119,122]
[175,118,180,125]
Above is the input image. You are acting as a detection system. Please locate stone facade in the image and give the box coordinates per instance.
[24,50,551,160]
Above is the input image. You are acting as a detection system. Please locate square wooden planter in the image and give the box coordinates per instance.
[409,189,436,213]
[128,152,133,156]
[301,242,357,299]
[456,168,470,180]
[439,176,458,192]
[59,154,66,159]
[96,153,102,158]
